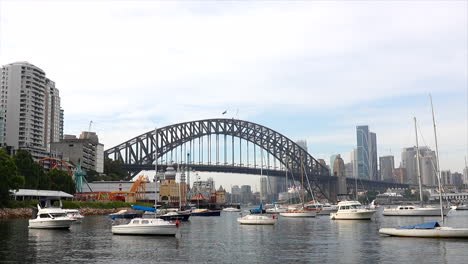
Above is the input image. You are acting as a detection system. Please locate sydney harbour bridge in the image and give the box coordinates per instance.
[104,118,408,202]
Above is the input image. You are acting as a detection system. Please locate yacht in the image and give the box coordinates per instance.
[64,209,84,223]
[383,205,450,216]
[266,204,288,214]
[330,201,376,220]
[237,214,276,225]
[29,199,75,229]
[112,218,178,236]
[280,208,317,217]
[222,207,241,212]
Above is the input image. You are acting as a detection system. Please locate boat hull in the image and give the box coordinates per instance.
[158,213,191,221]
[383,208,450,216]
[28,219,75,229]
[109,213,142,220]
[222,208,241,212]
[456,205,468,210]
[379,227,468,238]
[237,219,276,225]
[112,225,177,236]
[330,210,376,220]
[317,208,338,215]
[280,211,316,217]
[191,210,221,216]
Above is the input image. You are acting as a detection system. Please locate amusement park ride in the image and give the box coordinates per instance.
[37,158,148,202]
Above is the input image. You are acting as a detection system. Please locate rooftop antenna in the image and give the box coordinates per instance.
[88,121,93,132]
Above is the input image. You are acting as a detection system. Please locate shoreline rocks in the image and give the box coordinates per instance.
[0,207,131,219]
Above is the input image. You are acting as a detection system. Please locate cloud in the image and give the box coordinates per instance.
[1,1,466,174]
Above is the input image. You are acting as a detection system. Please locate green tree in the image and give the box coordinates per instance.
[13,150,50,189]
[0,149,25,207]
[48,169,76,194]
[104,158,129,180]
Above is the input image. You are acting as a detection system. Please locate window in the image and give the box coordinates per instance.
[141,220,149,224]
[39,214,50,218]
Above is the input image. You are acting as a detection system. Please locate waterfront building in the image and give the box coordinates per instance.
[50,131,104,173]
[330,154,339,176]
[82,181,158,202]
[216,186,226,204]
[452,172,463,186]
[392,168,407,184]
[344,162,353,178]
[356,126,370,179]
[379,156,395,182]
[191,177,215,194]
[0,62,63,158]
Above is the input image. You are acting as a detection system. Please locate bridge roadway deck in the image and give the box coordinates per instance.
[123,163,408,189]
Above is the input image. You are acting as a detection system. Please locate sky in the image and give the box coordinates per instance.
[0,1,467,191]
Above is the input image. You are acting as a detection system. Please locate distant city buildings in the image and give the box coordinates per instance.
[401,146,437,186]
[379,156,395,182]
[296,139,308,152]
[240,185,252,204]
[392,168,407,184]
[260,177,268,202]
[1,62,63,158]
[356,126,378,180]
[330,154,339,176]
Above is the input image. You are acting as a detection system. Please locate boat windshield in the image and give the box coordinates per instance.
[340,204,361,210]
[50,213,67,218]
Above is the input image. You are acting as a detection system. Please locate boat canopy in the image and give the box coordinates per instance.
[399,222,440,229]
[131,205,156,212]
[250,204,263,214]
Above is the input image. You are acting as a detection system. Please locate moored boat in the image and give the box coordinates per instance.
[109,209,143,220]
[191,209,221,216]
[280,208,317,217]
[237,214,276,225]
[383,205,450,216]
[111,218,178,236]
[29,199,75,229]
[158,211,191,221]
[330,201,376,220]
[63,209,85,223]
[379,222,468,238]
[222,207,241,212]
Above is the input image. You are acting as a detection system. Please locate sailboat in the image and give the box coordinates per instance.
[382,117,450,217]
[280,157,316,217]
[379,98,468,238]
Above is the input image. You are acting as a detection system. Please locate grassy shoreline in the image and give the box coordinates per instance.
[0,200,153,219]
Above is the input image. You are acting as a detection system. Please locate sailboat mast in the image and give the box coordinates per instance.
[430,95,444,222]
[154,127,158,209]
[301,157,305,208]
[414,117,424,207]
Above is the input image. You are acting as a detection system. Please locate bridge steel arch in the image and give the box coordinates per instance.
[104,118,334,200]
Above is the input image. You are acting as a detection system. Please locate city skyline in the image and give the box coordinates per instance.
[0,0,466,184]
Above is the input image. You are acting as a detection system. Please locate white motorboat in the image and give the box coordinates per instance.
[379,222,468,238]
[111,218,178,236]
[64,209,85,223]
[383,205,450,216]
[237,214,276,225]
[303,201,338,215]
[330,201,376,220]
[29,199,75,229]
[280,208,317,217]
[222,207,241,212]
[456,204,468,210]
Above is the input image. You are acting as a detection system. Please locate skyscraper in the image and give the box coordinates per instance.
[330,154,340,176]
[379,156,395,182]
[0,62,62,158]
[356,126,370,179]
[260,177,268,202]
[350,148,358,178]
[369,132,378,181]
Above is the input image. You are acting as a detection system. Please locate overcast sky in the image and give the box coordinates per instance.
[1,1,466,190]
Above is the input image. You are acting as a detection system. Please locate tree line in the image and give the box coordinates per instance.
[0,149,75,207]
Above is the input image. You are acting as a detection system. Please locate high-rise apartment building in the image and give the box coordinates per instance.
[350,149,358,178]
[330,154,339,176]
[0,62,62,157]
[260,177,268,202]
[379,156,395,182]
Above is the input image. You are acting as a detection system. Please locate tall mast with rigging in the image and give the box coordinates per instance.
[430,94,445,222]
[414,117,424,207]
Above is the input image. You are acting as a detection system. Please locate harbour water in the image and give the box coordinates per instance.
[1,208,468,263]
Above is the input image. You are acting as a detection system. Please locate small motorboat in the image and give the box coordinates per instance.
[330,201,376,220]
[379,222,468,238]
[237,214,276,225]
[222,207,241,212]
[191,209,221,216]
[456,204,468,210]
[112,218,178,236]
[63,209,84,223]
[109,209,143,220]
[29,199,75,229]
